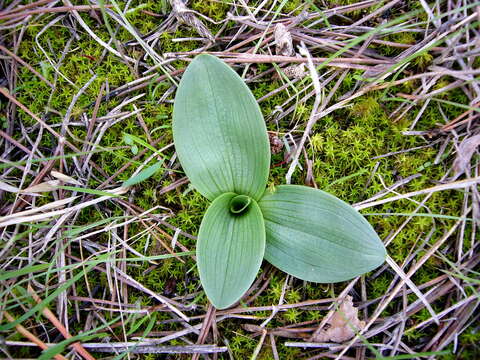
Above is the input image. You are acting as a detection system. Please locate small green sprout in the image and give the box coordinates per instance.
[172,54,386,309]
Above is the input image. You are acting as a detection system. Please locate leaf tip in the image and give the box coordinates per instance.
[190,53,223,70]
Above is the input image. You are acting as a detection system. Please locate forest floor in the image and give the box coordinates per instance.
[1,0,479,359]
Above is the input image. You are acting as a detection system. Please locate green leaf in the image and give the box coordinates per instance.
[197,192,265,309]
[122,160,165,187]
[259,185,386,283]
[57,185,122,197]
[122,133,167,158]
[173,54,270,201]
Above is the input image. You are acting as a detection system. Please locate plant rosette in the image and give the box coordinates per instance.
[173,54,386,309]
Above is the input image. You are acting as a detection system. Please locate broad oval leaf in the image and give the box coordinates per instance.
[173,54,270,201]
[259,185,386,283]
[197,192,265,309]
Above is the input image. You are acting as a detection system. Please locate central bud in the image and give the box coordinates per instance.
[229,195,252,215]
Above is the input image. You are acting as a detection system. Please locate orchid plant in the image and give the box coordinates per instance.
[172,54,386,309]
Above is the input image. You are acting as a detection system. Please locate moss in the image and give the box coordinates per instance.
[2,0,476,358]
